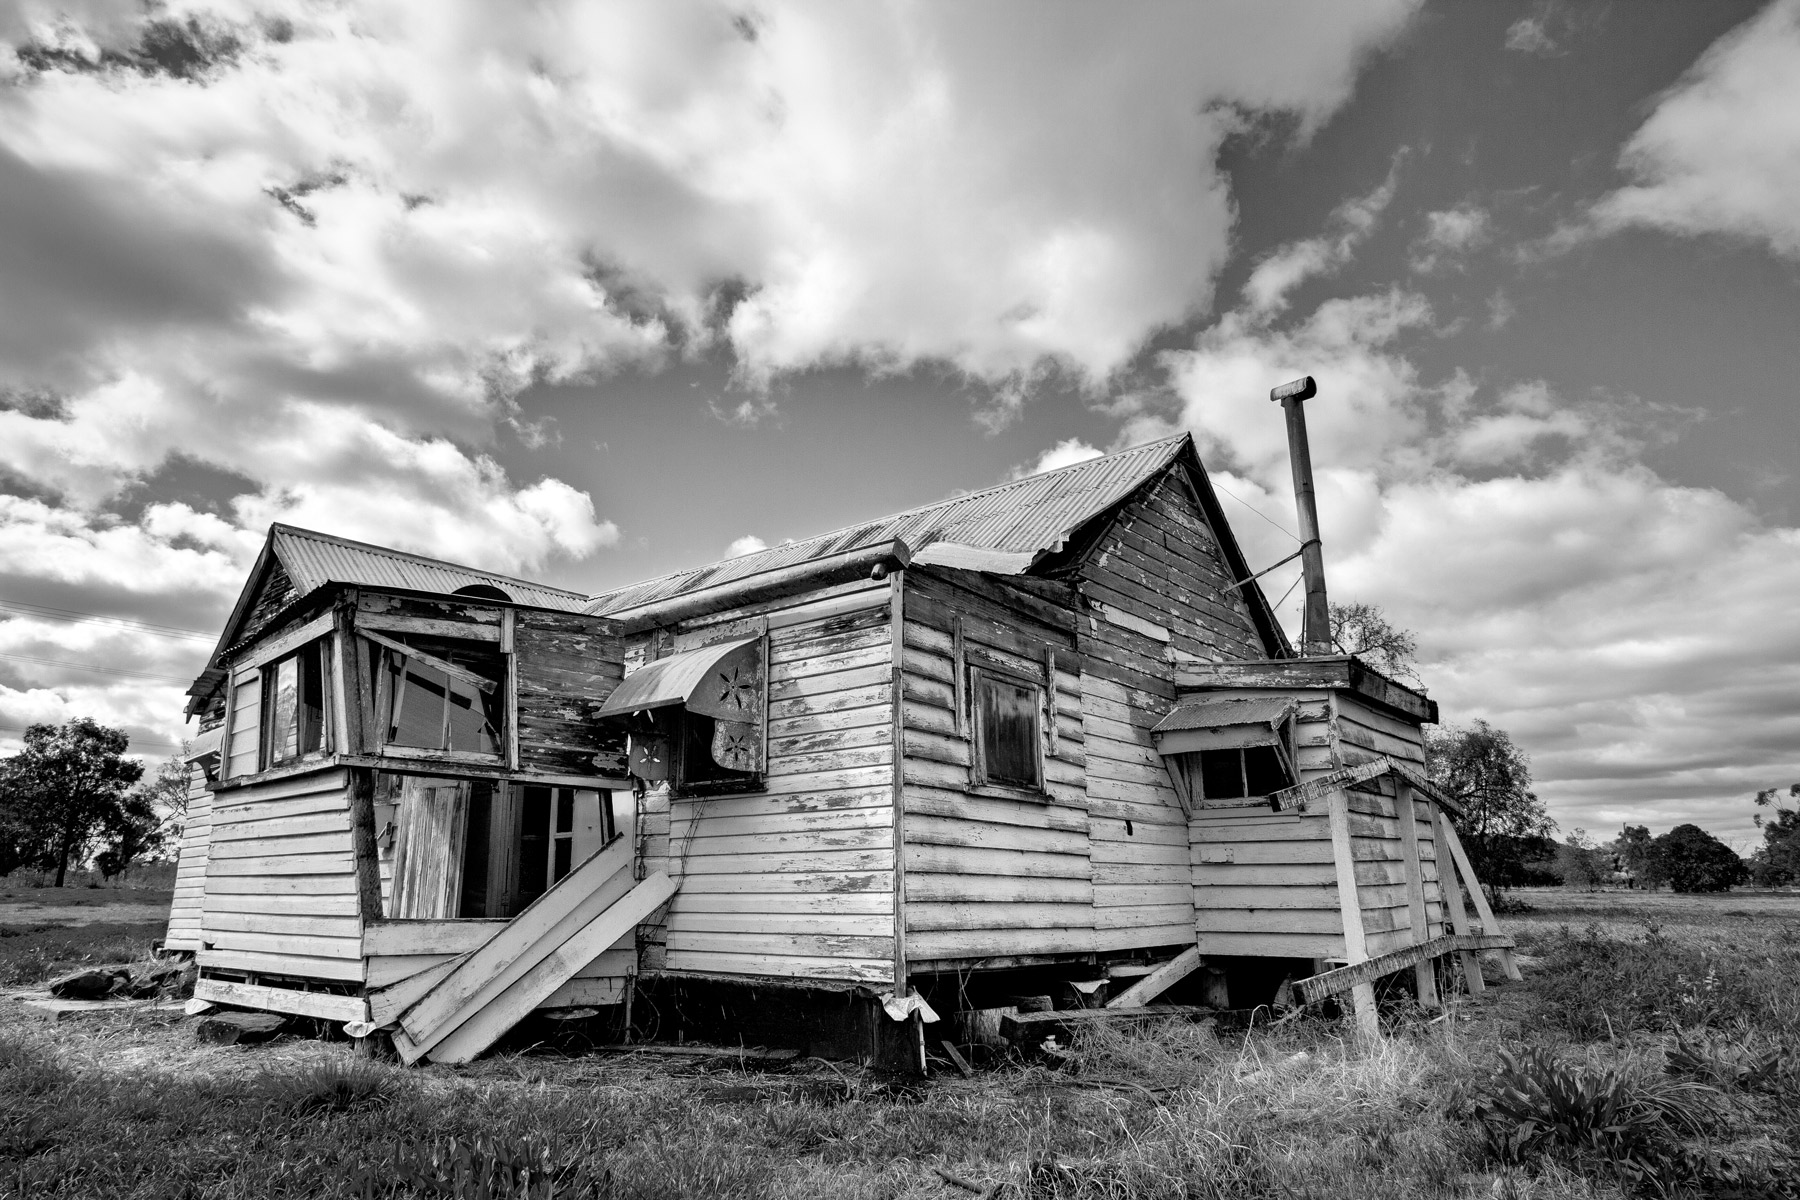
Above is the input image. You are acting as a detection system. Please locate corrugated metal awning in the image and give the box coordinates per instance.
[1152,696,1295,755]
[183,725,224,761]
[594,637,762,719]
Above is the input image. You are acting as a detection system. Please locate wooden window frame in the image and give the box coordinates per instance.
[967,665,1048,801]
[668,708,764,799]
[366,633,508,764]
[259,638,333,772]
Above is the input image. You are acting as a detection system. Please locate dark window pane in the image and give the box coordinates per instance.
[518,786,549,905]
[555,789,574,834]
[598,791,615,842]
[676,711,757,791]
[267,656,299,764]
[979,676,1040,788]
[1199,749,1244,799]
[459,782,493,918]
[298,644,325,755]
[552,837,572,882]
[1243,746,1290,797]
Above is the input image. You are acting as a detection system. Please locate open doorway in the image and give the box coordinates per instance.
[377,774,618,919]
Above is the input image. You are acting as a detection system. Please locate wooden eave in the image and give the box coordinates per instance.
[1173,655,1438,725]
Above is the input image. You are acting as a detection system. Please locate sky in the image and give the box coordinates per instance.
[0,0,1796,848]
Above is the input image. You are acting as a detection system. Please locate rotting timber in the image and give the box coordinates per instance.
[167,424,1514,1070]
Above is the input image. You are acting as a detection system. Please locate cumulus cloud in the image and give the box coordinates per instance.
[724,534,768,558]
[1504,16,1558,56]
[1015,438,1103,480]
[1590,0,1800,258]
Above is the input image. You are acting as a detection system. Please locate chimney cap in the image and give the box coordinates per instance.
[1270,375,1317,403]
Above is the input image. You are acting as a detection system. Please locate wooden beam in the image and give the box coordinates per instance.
[367,956,462,1027]
[1326,788,1379,1038]
[1267,758,1390,813]
[231,611,338,673]
[1395,783,1439,1009]
[1104,946,1202,1009]
[1439,821,1521,981]
[1432,808,1485,996]
[194,977,369,1023]
[357,612,502,642]
[1295,933,1514,1005]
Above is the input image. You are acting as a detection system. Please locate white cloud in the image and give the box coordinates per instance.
[1016,438,1103,480]
[1242,160,1403,317]
[1409,205,1489,273]
[1504,16,1558,56]
[724,534,768,558]
[1591,0,1800,258]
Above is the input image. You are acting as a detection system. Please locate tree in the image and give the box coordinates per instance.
[1653,823,1747,894]
[1329,601,1419,680]
[1751,783,1800,887]
[0,718,144,886]
[1555,828,1610,891]
[96,754,187,881]
[1615,823,1667,888]
[1427,719,1554,890]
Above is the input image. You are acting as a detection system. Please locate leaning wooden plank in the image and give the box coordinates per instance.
[1267,759,1391,813]
[1295,933,1514,1005]
[367,956,464,1027]
[1104,946,1202,1009]
[419,872,677,1065]
[1394,783,1439,1009]
[1326,788,1379,1038]
[1438,821,1522,981]
[1432,809,1485,996]
[194,977,369,1024]
[398,837,633,1046]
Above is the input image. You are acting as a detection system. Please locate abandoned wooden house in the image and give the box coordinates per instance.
[168,380,1515,1064]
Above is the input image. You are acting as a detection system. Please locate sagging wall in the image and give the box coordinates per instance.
[199,766,366,982]
[898,568,1090,967]
[635,579,899,986]
[164,759,215,952]
[1187,688,1444,961]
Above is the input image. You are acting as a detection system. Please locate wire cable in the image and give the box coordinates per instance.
[0,652,196,684]
[0,598,216,642]
[1209,479,1301,543]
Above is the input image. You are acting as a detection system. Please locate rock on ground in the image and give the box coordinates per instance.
[194,1011,288,1045]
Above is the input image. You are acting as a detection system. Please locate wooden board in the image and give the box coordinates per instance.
[194,977,369,1023]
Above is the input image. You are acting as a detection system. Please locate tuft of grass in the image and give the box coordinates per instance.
[254,1058,397,1118]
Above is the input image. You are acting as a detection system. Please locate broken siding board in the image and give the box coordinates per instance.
[198,949,364,981]
[658,951,894,984]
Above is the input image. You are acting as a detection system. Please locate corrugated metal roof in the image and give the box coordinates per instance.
[586,434,1190,616]
[1152,695,1295,734]
[269,525,590,613]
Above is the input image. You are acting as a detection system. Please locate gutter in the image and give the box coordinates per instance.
[602,539,913,633]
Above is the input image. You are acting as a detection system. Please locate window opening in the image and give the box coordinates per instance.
[1194,745,1293,801]
[263,640,328,768]
[368,634,505,756]
[971,668,1043,792]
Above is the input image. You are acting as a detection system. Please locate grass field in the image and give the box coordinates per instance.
[3,887,1798,1199]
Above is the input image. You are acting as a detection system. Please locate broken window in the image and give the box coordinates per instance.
[1151,697,1299,814]
[970,668,1043,792]
[597,635,766,796]
[367,634,505,757]
[262,640,329,768]
[1194,745,1293,801]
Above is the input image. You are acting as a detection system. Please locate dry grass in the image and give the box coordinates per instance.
[3,887,1797,1198]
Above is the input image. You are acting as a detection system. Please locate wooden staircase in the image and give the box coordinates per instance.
[388,836,676,1065]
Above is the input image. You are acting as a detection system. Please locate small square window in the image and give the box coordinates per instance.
[1194,745,1294,802]
[971,669,1043,792]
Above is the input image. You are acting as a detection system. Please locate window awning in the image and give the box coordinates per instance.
[593,636,763,722]
[1151,696,1295,756]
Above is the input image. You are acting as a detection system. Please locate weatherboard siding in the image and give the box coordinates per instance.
[164,762,215,952]
[639,582,897,985]
[900,570,1092,963]
[198,767,366,982]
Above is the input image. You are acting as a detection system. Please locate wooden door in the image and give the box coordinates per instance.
[390,776,470,918]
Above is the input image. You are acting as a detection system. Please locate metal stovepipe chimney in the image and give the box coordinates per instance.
[1271,375,1331,656]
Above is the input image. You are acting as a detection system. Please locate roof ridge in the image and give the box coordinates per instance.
[585,432,1190,604]
[269,523,587,598]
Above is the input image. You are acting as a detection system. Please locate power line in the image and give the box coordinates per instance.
[1210,480,1301,543]
[0,598,217,642]
[0,724,184,751]
[0,652,196,684]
